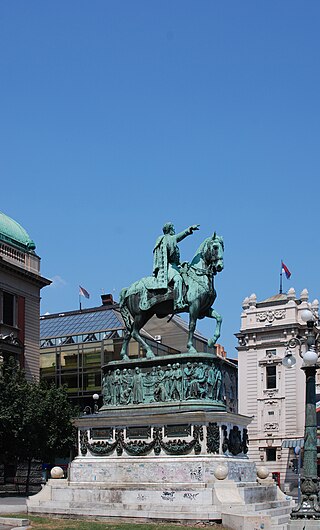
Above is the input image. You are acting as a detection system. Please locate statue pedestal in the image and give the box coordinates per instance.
[27,353,293,527]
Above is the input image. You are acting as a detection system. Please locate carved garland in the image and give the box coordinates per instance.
[220,425,249,456]
[206,422,220,454]
[80,425,204,457]
[242,428,249,454]
[80,429,89,456]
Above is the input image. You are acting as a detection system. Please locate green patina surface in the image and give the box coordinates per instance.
[102,354,230,408]
[0,211,36,251]
[119,223,224,360]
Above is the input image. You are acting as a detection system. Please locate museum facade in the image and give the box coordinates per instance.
[0,211,50,380]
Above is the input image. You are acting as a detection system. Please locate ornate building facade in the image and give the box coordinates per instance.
[0,211,50,379]
[237,288,320,492]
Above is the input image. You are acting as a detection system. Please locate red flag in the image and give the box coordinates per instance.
[79,285,90,299]
[281,261,291,279]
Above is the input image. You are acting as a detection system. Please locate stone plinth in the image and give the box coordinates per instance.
[70,455,256,484]
[77,409,250,460]
[288,521,320,529]
[27,351,293,526]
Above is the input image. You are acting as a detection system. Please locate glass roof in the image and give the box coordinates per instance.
[40,309,124,339]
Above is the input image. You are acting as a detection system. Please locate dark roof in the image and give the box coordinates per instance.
[40,306,208,344]
[40,306,124,338]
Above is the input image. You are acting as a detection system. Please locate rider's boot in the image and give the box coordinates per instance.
[174,279,186,310]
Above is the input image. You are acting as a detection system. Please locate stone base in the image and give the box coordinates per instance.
[27,351,293,527]
[222,512,273,530]
[27,455,292,527]
[288,520,320,529]
[70,454,256,484]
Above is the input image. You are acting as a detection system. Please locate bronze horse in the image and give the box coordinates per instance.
[119,233,224,359]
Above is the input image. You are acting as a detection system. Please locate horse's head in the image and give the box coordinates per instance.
[203,233,224,275]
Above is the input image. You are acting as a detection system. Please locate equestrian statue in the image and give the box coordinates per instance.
[119,223,224,359]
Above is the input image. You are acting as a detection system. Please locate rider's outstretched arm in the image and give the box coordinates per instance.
[175,225,199,243]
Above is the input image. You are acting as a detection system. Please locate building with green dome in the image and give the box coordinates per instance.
[0,211,50,380]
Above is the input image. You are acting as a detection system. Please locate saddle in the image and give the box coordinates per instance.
[139,279,187,312]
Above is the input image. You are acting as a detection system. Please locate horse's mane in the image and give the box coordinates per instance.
[190,234,224,267]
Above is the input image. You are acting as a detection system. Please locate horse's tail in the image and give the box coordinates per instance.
[119,287,127,308]
[119,287,133,332]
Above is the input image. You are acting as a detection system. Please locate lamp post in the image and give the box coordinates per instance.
[83,393,100,415]
[294,446,301,505]
[282,308,320,519]
[93,393,99,413]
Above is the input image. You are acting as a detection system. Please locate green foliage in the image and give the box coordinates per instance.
[0,357,78,465]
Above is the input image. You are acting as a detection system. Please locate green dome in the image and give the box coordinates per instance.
[0,211,36,252]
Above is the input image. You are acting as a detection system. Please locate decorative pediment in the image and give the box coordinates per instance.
[256,310,286,323]
[263,389,279,398]
[259,350,282,366]
[264,422,279,431]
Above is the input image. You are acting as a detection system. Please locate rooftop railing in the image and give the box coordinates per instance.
[0,242,40,273]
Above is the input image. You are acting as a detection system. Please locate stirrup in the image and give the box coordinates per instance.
[175,301,186,311]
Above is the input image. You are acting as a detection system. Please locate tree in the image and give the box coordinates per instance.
[0,357,78,494]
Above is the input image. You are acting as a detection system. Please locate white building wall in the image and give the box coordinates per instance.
[237,288,318,492]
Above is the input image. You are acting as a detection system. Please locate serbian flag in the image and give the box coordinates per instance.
[79,285,90,299]
[281,261,291,279]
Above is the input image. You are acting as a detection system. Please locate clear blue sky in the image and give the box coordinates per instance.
[1,1,320,357]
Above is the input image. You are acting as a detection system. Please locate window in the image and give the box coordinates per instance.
[266,365,277,389]
[266,349,276,356]
[266,448,277,461]
[1,291,16,326]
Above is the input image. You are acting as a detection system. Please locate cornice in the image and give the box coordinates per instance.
[0,256,51,288]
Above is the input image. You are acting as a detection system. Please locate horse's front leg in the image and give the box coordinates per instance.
[205,308,222,348]
[120,331,131,360]
[187,304,199,354]
[132,314,155,359]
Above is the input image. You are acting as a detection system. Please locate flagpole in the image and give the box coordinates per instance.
[79,286,90,309]
[279,261,283,294]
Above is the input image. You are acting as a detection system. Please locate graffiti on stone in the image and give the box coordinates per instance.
[161,491,175,501]
[183,492,199,500]
[190,465,203,481]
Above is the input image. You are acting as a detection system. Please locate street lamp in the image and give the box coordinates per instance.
[282,308,320,520]
[93,393,99,413]
[83,393,100,415]
[282,348,297,369]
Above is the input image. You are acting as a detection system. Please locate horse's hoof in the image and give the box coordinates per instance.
[187,346,197,354]
[121,354,129,361]
[146,350,155,359]
[209,335,220,348]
